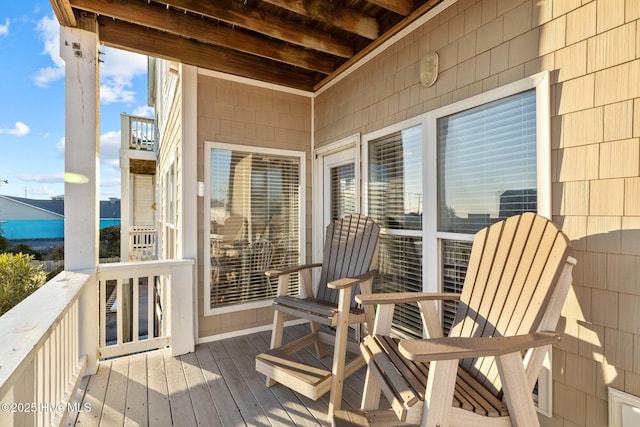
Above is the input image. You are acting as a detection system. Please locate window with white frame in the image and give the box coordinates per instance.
[364,73,550,341]
[205,142,304,313]
[424,72,552,414]
[365,123,424,337]
[425,73,550,337]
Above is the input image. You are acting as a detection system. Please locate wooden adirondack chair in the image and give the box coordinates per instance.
[334,213,576,427]
[256,214,380,415]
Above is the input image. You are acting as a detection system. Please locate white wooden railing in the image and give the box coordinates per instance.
[0,260,195,426]
[128,226,157,261]
[97,259,194,359]
[125,115,155,151]
[0,271,93,427]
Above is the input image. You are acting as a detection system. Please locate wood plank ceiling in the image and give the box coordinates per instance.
[49,0,444,92]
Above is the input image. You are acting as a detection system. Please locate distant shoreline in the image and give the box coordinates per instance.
[9,238,64,250]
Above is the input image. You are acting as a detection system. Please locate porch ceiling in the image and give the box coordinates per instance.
[49,0,444,92]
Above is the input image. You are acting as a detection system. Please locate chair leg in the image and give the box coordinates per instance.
[361,365,383,411]
[328,287,352,416]
[497,352,540,427]
[423,359,457,427]
[266,308,286,387]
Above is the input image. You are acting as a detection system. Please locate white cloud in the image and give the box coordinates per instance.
[55,132,122,168]
[18,172,65,183]
[0,18,10,35]
[55,136,65,157]
[101,177,121,188]
[132,105,155,118]
[100,47,148,104]
[100,130,121,167]
[100,80,136,104]
[32,15,64,87]
[0,121,30,136]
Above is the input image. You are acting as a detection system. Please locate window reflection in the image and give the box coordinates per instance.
[369,125,422,230]
[209,148,300,308]
[437,90,537,234]
[368,125,424,337]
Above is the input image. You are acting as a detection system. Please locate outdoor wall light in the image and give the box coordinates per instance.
[419,51,439,87]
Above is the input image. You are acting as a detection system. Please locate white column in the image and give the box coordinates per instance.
[119,114,131,261]
[60,22,100,374]
[61,24,100,271]
[174,64,197,354]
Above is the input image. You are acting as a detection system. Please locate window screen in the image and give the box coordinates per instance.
[209,148,301,308]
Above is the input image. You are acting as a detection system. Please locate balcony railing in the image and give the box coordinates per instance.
[97,259,192,359]
[121,114,156,152]
[128,226,157,261]
[0,259,194,426]
[0,271,91,427]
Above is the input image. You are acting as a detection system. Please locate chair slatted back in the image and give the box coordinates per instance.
[450,213,569,395]
[316,214,380,308]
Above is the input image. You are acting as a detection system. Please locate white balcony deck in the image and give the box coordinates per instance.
[66,325,367,427]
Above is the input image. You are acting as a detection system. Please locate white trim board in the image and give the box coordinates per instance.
[609,388,640,427]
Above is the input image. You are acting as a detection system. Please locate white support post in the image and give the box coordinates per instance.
[60,20,100,374]
[120,113,131,261]
[120,154,131,262]
[169,264,194,355]
[180,64,198,348]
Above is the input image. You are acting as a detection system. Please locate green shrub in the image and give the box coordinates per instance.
[0,253,47,316]
[100,225,121,258]
[0,232,9,253]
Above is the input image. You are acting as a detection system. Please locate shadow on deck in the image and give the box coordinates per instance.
[66,324,369,426]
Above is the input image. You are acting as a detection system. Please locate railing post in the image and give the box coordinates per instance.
[169,264,194,356]
[79,270,99,375]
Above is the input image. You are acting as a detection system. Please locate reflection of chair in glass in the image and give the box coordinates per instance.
[221,214,247,244]
[256,214,380,417]
[334,213,576,427]
[210,215,247,305]
[241,240,274,300]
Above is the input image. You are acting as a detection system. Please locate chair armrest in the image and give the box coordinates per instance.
[265,263,322,277]
[355,292,461,305]
[398,331,561,362]
[327,270,378,290]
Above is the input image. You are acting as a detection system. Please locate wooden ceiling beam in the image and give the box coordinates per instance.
[367,0,414,16]
[70,0,337,74]
[261,0,379,40]
[156,0,354,58]
[98,18,319,91]
[49,0,77,27]
[315,0,441,91]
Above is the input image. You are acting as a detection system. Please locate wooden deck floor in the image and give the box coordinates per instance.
[66,324,369,426]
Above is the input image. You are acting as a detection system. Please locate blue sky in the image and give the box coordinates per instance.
[0,1,152,200]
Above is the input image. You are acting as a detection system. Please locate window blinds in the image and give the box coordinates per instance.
[330,163,355,221]
[437,90,537,234]
[438,90,538,333]
[368,126,424,337]
[209,149,301,308]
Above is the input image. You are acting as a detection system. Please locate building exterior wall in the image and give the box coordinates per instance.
[196,73,312,339]
[156,61,183,261]
[313,0,640,425]
[0,197,119,240]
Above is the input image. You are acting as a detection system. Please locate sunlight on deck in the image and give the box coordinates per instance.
[66,325,368,426]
